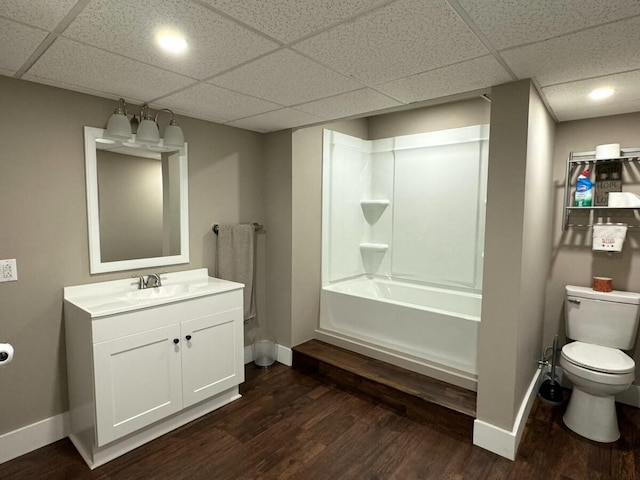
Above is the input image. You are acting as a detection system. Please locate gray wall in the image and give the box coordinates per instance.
[0,75,266,435]
[476,80,555,430]
[545,111,640,387]
[368,97,490,139]
[515,84,555,411]
[264,130,293,347]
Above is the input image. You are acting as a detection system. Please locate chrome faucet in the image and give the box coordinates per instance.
[133,273,163,289]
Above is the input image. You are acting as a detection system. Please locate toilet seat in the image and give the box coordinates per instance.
[562,341,635,374]
[560,355,635,387]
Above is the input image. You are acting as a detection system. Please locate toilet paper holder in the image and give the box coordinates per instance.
[0,343,14,365]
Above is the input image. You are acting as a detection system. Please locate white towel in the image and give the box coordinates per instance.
[216,224,256,320]
[592,224,627,252]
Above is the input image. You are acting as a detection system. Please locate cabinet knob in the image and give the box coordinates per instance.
[173,338,179,344]
[186,335,192,341]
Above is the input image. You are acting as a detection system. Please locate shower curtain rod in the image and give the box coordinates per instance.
[212,222,265,235]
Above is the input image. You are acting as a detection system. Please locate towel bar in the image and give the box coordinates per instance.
[212,222,265,235]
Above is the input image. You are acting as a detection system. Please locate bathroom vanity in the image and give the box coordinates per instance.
[64,269,244,469]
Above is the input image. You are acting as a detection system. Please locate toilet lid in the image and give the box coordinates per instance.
[562,342,635,374]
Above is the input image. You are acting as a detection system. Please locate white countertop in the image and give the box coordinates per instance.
[64,268,244,318]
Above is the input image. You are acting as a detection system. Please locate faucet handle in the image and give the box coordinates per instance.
[147,273,162,288]
[154,272,166,287]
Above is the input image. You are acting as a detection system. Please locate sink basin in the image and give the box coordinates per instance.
[124,284,191,301]
[64,268,244,318]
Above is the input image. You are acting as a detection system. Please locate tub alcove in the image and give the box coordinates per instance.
[318,125,489,391]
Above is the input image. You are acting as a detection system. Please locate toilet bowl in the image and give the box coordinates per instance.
[560,341,635,442]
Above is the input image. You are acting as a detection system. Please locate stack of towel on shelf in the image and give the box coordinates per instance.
[216,224,256,321]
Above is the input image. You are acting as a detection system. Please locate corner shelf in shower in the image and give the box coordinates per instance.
[360,199,390,224]
[359,243,389,253]
[360,199,390,207]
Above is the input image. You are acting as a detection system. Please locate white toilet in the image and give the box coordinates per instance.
[560,285,640,442]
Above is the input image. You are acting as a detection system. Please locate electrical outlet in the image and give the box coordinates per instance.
[0,259,18,282]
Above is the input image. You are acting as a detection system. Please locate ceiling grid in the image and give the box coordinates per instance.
[1,0,638,132]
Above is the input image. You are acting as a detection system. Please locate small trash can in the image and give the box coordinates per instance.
[253,334,276,367]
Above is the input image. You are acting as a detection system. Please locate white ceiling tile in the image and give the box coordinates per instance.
[199,0,389,43]
[159,110,226,125]
[210,49,362,106]
[156,83,281,123]
[376,56,512,104]
[0,0,78,31]
[542,71,640,113]
[62,0,278,80]
[6,0,640,130]
[293,0,487,85]
[0,18,47,72]
[502,16,640,87]
[296,88,401,119]
[27,38,194,102]
[554,99,640,122]
[458,0,640,50]
[226,108,323,133]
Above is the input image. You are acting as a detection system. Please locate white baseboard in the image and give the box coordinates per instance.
[243,344,292,367]
[473,368,542,460]
[0,412,69,464]
[276,345,292,366]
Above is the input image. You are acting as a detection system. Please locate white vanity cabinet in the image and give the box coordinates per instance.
[64,269,244,469]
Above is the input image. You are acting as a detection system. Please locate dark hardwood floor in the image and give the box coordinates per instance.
[1,362,639,479]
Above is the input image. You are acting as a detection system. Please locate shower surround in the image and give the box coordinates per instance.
[319,125,489,390]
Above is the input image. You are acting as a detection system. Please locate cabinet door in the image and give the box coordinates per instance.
[181,307,244,407]
[93,324,182,446]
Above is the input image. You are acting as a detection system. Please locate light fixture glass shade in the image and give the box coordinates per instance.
[105,112,132,141]
[136,118,160,145]
[163,123,184,147]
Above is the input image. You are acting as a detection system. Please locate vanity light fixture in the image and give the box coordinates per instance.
[589,87,615,101]
[104,98,184,148]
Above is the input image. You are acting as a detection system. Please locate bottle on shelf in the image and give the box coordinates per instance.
[574,170,593,207]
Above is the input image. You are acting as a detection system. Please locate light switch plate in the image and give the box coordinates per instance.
[0,259,18,282]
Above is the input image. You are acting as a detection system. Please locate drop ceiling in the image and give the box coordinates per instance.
[2,0,640,133]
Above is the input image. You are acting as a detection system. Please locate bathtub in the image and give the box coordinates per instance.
[317,276,481,390]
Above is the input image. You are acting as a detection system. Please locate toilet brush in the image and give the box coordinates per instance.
[538,335,564,406]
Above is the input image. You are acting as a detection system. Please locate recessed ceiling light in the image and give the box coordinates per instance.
[588,87,615,101]
[156,32,188,55]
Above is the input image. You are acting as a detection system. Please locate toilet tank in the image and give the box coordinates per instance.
[566,285,640,349]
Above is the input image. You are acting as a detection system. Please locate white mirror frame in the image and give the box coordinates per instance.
[84,126,190,274]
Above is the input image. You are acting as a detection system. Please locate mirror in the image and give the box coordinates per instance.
[84,126,189,273]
